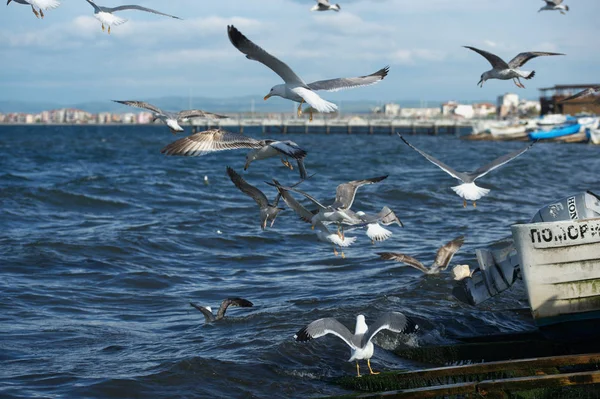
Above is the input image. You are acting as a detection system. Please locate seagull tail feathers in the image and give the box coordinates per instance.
[332,4,341,11]
[451,182,490,201]
[366,224,393,242]
[525,70,535,80]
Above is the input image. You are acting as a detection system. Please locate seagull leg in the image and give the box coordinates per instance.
[108,26,111,35]
[309,109,313,122]
[297,99,304,117]
[39,8,44,18]
[473,201,477,208]
[341,251,345,259]
[333,247,339,257]
[463,199,467,208]
[281,158,293,170]
[31,6,40,18]
[356,362,361,377]
[102,24,105,32]
[169,128,178,135]
[367,359,380,375]
[512,78,520,88]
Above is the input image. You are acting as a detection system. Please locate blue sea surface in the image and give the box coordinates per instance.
[1,125,598,398]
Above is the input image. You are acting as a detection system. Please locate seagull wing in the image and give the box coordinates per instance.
[295,317,356,349]
[547,0,562,5]
[227,25,305,86]
[161,129,262,156]
[176,110,228,120]
[267,140,308,160]
[463,46,509,69]
[398,134,465,181]
[227,167,269,209]
[559,87,600,103]
[113,100,164,115]
[377,206,403,227]
[216,297,253,319]
[431,235,465,273]
[190,302,215,323]
[318,0,331,6]
[378,252,430,274]
[307,66,389,92]
[106,4,181,19]
[361,312,416,348]
[508,52,564,69]
[273,182,317,223]
[332,175,388,209]
[470,141,536,180]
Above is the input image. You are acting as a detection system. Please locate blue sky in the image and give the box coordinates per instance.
[1,0,598,106]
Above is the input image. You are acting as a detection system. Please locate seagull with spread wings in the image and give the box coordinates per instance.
[310,0,340,12]
[161,129,308,180]
[7,0,60,19]
[227,25,389,121]
[295,312,417,377]
[464,46,564,88]
[559,86,600,103]
[84,0,181,34]
[226,167,285,230]
[113,100,227,134]
[398,135,536,208]
[190,298,253,324]
[538,0,569,15]
[379,236,465,275]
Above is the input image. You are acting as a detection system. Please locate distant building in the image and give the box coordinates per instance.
[441,101,458,116]
[472,102,496,118]
[518,100,541,116]
[454,104,474,119]
[383,103,401,116]
[497,93,519,118]
[539,84,600,115]
[399,107,441,119]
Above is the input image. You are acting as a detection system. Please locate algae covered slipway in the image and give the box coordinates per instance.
[2,125,600,398]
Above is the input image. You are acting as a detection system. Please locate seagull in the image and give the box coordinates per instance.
[83,0,181,34]
[112,100,227,134]
[161,129,308,180]
[190,298,253,323]
[463,46,564,89]
[378,236,465,275]
[538,0,569,15]
[7,0,60,19]
[559,86,600,103]
[226,167,285,230]
[311,0,340,12]
[351,206,403,244]
[227,25,389,121]
[398,135,536,207]
[295,312,417,377]
[273,181,357,258]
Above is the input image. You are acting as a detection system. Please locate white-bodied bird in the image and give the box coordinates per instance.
[7,0,60,19]
[538,0,569,15]
[311,0,340,12]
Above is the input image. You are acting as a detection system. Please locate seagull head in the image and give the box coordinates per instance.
[244,153,254,170]
[478,72,491,87]
[264,85,285,101]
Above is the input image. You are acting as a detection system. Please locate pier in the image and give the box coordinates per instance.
[191,116,474,136]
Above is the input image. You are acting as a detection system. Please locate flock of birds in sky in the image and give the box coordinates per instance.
[8,0,598,378]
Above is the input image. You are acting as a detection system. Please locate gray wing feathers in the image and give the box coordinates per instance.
[227,167,269,209]
[161,129,262,156]
[559,87,600,103]
[107,4,181,19]
[378,252,430,273]
[307,66,389,92]
[332,175,388,209]
[190,302,216,323]
[378,206,403,227]
[294,318,356,348]
[362,312,412,347]
[398,134,465,181]
[176,110,228,120]
[227,25,305,85]
[463,46,508,69]
[273,183,316,223]
[216,297,253,319]
[113,100,164,115]
[297,159,308,180]
[470,141,536,180]
[432,235,465,272]
[268,141,307,160]
[508,52,564,69]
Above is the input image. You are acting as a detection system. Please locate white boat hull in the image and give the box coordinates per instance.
[589,129,600,145]
[490,125,527,138]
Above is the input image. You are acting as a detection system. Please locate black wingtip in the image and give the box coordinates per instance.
[379,65,390,79]
[404,316,419,334]
[227,25,244,47]
[228,297,253,307]
[294,326,313,342]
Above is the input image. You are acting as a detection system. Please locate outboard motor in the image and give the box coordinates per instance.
[453,191,600,305]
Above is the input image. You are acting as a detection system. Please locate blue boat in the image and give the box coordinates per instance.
[529,123,581,140]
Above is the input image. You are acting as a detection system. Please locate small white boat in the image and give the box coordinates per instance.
[578,117,599,130]
[588,128,600,145]
[537,114,568,126]
[490,124,527,138]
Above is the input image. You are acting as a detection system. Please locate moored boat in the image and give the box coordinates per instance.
[588,128,600,145]
[529,123,581,140]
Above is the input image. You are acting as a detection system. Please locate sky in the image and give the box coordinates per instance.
[1,0,598,107]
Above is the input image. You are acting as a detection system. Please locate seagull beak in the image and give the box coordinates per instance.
[244,160,250,171]
[264,93,272,101]
[262,218,267,230]
[477,78,483,87]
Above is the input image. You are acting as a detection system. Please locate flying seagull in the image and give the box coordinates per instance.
[226,167,285,230]
[463,46,564,88]
[7,0,60,19]
[190,298,253,323]
[379,235,465,275]
[295,312,417,377]
[311,0,340,12]
[83,0,181,34]
[227,25,389,121]
[273,181,357,257]
[351,207,403,244]
[398,135,536,207]
[559,86,600,103]
[161,129,308,180]
[112,101,227,134]
[538,0,569,15]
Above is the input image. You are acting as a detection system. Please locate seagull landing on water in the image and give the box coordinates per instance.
[539,0,569,15]
[227,25,388,121]
[7,0,60,19]
[398,135,536,208]
[190,298,253,323]
[161,129,308,180]
[83,0,181,34]
[379,236,465,275]
[226,167,285,230]
[113,101,227,134]
[463,46,564,89]
[311,0,340,12]
[295,312,417,377]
